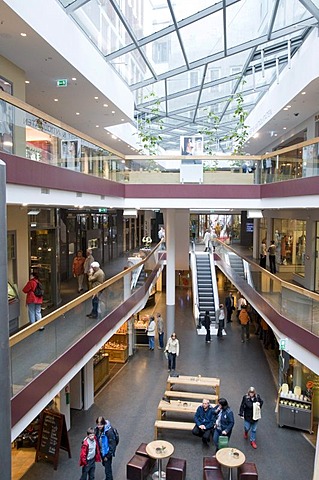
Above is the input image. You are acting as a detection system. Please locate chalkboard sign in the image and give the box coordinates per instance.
[35,409,71,470]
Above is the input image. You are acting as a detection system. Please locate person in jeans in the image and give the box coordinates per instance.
[95,417,117,480]
[268,240,277,273]
[79,427,101,480]
[165,333,180,372]
[239,386,263,449]
[212,398,234,451]
[192,399,215,445]
[146,316,156,350]
[22,272,43,324]
[86,262,105,319]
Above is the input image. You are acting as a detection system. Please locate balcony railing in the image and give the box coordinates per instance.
[1,90,319,185]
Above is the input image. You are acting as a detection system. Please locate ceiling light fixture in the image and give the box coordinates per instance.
[301,91,306,95]
[283,107,288,111]
[112,135,117,139]
[54,98,58,102]
[103,103,108,107]
[96,125,99,128]
[72,77,77,81]
[25,80,30,84]
[283,127,287,130]
[20,32,27,37]
[76,112,80,115]
[94,96,98,99]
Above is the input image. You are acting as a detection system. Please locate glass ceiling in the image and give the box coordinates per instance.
[58,0,319,152]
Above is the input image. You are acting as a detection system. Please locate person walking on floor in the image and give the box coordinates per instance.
[268,239,277,273]
[259,239,267,268]
[239,304,251,343]
[79,427,101,480]
[236,294,247,322]
[212,398,234,451]
[239,386,263,449]
[84,248,94,290]
[217,304,225,338]
[73,250,86,293]
[165,333,179,372]
[192,399,215,446]
[156,312,164,349]
[22,272,43,325]
[146,315,156,350]
[94,417,117,480]
[225,292,235,323]
[86,262,105,319]
[203,310,211,343]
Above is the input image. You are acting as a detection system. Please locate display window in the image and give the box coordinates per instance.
[272,218,306,275]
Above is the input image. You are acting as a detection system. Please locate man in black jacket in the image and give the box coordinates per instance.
[225,292,234,323]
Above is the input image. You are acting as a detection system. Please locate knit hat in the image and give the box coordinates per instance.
[91,261,100,268]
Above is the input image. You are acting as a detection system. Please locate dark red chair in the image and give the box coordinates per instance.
[238,462,258,480]
[135,443,156,469]
[166,457,186,480]
[203,469,224,480]
[203,457,221,470]
[126,454,152,480]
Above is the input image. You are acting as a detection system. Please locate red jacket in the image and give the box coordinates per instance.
[22,278,43,304]
[79,436,101,466]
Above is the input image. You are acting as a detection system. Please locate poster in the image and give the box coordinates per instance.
[180,135,203,156]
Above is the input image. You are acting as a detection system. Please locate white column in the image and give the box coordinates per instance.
[70,371,83,410]
[58,384,71,430]
[83,358,94,410]
[165,209,176,337]
[253,219,259,260]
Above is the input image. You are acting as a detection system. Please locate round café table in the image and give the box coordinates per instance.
[146,440,174,480]
[216,447,245,480]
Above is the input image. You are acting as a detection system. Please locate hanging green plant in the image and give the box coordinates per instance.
[135,92,164,155]
[198,109,221,160]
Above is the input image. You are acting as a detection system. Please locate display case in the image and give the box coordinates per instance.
[93,352,109,393]
[101,323,128,363]
[277,394,313,433]
[134,314,149,346]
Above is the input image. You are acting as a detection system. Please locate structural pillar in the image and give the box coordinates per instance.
[83,358,94,410]
[0,161,11,479]
[165,209,176,337]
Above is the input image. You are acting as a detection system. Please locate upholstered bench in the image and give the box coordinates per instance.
[135,443,156,469]
[166,457,186,480]
[238,462,258,480]
[203,469,224,480]
[126,453,152,480]
[203,457,221,470]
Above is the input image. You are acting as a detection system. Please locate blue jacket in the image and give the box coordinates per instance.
[94,423,116,459]
[212,405,235,435]
[194,405,215,429]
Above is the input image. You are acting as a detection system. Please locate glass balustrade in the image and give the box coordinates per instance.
[9,245,162,397]
[2,93,319,186]
[215,240,319,337]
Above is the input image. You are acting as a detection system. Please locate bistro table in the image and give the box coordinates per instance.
[146,440,174,480]
[216,447,245,480]
[166,374,220,397]
[157,399,202,419]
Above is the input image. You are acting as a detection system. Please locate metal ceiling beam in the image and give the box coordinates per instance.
[267,0,280,41]
[299,0,319,21]
[105,0,241,61]
[167,0,190,70]
[193,64,208,123]
[223,0,227,56]
[65,0,91,14]
[108,0,158,81]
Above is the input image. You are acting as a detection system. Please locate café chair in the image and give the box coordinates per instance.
[203,469,224,480]
[238,462,258,480]
[126,453,153,480]
[166,457,186,480]
[203,457,221,470]
[135,443,156,469]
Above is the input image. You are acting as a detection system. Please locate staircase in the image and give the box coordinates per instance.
[196,254,216,326]
[228,253,245,279]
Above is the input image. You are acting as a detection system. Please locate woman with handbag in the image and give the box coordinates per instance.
[239,386,263,449]
[212,398,234,451]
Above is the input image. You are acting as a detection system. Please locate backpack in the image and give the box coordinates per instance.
[34,281,44,298]
[112,427,119,446]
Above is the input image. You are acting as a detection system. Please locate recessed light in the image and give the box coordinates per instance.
[54,98,58,102]
[253,133,259,139]
[111,111,115,114]
[286,105,291,108]
[112,135,117,139]
[283,107,288,111]
[76,112,80,115]
[283,127,287,130]
[20,32,27,37]
[25,80,30,84]
[274,133,277,136]
[103,103,108,107]
[96,125,99,128]
[118,139,121,142]
[94,96,98,100]
[121,119,125,121]
[72,77,77,81]
[301,91,306,95]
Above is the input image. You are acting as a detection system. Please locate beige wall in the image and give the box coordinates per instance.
[7,205,29,326]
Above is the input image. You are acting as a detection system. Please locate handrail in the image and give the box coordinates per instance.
[9,242,162,347]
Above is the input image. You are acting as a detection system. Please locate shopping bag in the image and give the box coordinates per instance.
[218,435,229,449]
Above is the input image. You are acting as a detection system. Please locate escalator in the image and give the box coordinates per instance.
[193,253,218,328]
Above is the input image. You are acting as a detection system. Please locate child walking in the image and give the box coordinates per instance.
[79,427,101,480]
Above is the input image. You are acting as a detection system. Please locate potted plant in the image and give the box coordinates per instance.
[135,92,164,155]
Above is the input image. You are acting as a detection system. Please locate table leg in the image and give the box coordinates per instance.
[228,467,233,480]
[152,458,166,480]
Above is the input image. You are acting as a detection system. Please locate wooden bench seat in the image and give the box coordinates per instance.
[154,420,195,439]
[164,391,218,402]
